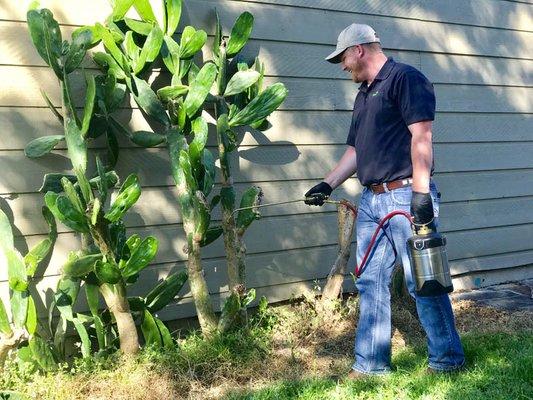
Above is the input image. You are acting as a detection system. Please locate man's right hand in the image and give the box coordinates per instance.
[304,182,333,206]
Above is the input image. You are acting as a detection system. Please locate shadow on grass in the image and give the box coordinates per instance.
[224,332,533,400]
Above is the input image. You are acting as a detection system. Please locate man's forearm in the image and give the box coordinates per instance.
[323,146,357,189]
[409,122,433,193]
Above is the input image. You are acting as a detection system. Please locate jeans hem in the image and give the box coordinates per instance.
[428,359,466,372]
[352,364,391,376]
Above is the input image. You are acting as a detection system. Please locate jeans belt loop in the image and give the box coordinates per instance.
[382,182,389,193]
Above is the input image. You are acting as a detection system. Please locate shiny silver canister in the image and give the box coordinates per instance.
[407,229,453,297]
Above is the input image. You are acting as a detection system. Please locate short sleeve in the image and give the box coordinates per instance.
[394,70,436,126]
[345,97,358,146]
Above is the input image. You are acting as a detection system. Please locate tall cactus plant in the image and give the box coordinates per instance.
[25,5,187,354]
[87,2,287,334]
[211,11,287,308]
[0,208,57,371]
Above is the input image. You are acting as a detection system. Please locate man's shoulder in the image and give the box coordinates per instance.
[391,61,425,77]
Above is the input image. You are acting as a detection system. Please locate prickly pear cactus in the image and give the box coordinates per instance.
[0,207,57,371]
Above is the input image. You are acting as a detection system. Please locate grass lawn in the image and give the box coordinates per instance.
[1,296,532,399]
[227,332,533,400]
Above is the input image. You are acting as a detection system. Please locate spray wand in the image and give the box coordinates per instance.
[231,196,452,296]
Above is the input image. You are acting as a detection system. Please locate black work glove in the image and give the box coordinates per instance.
[304,182,333,206]
[410,191,435,231]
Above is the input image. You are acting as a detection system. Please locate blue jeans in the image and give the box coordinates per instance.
[352,181,465,374]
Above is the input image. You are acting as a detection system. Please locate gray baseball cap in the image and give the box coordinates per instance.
[325,23,380,63]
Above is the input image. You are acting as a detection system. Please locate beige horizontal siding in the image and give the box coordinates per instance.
[1,0,532,321]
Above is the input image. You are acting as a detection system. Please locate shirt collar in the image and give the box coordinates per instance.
[359,57,396,93]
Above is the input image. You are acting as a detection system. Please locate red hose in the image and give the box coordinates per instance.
[354,210,413,278]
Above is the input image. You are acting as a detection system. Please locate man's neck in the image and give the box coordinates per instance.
[365,53,388,86]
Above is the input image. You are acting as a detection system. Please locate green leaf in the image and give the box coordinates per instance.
[89,171,120,191]
[201,149,215,196]
[124,31,140,63]
[46,191,88,233]
[229,83,288,127]
[95,156,108,203]
[125,234,142,255]
[24,238,52,277]
[122,236,158,277]
[85,282,100,316]
[104,174,141,222]
[61,177,84,214]
[226,12,254,57]
[192,191,210,238]
[80,75,96,137]
[95,23,125,67]
[29,336,57,371]
[224,70,260,97]
[200,226,223,247]
[165,0,181,36]
[72,318,91,357]
[106,123,120,169]
[167,129,188,188]
[189,116,208,165]
[62,254,101,278]
[24,135,64,158]
[134,0,157,23]
[0,299,12,335]
[130,131,166,147]
[179,150,196,191]
[213,9,222,59]
[55,195,90,233]
[0,208,14,250]
[129,75,170,126]
[111,0,135,20]
[141,309,161,346]
[179,26,207,59]
[40,89,63,124]
[134,24,163,74]
[183,62,217,118]
[145,270,187,313]
[236,186,263,233]
[161,35,180,75]
[95,261,122,284]
[27,8,63,78]
[178,58,192,80]
[65,27,93,73]
[124,18,152,35]
[93,52,126,80]
[75,167,93,205]
[55,276,80,320]
[24,206,57,277]
[62,77,88,172]
[39,173,76,193]
[7,249,28,292]
[11,290,28,328]
[157,85,189,102]
[155,317,173,348]
[25,296,38,335]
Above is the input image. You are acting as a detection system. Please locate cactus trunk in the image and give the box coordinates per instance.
[91,219,140,354]
[215,99,244,294]
[321,202,356,305]
[187,239,218,335]
[100,283,139,354]
[0,330,25,371]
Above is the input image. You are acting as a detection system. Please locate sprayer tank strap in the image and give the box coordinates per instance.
[368,178,413,194]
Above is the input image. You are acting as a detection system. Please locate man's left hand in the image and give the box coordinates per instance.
[410,192,434,227]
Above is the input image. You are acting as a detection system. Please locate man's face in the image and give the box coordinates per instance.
[340,46,364,83]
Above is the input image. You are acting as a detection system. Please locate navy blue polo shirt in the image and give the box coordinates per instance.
[345,57,436,186]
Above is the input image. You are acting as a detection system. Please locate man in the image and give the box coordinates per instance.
[305,24,465,378]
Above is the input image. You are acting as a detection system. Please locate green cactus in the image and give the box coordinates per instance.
[26,7,183,356]
[85,3,287,334]
[210,10,287,326]
[0,207,57,371]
